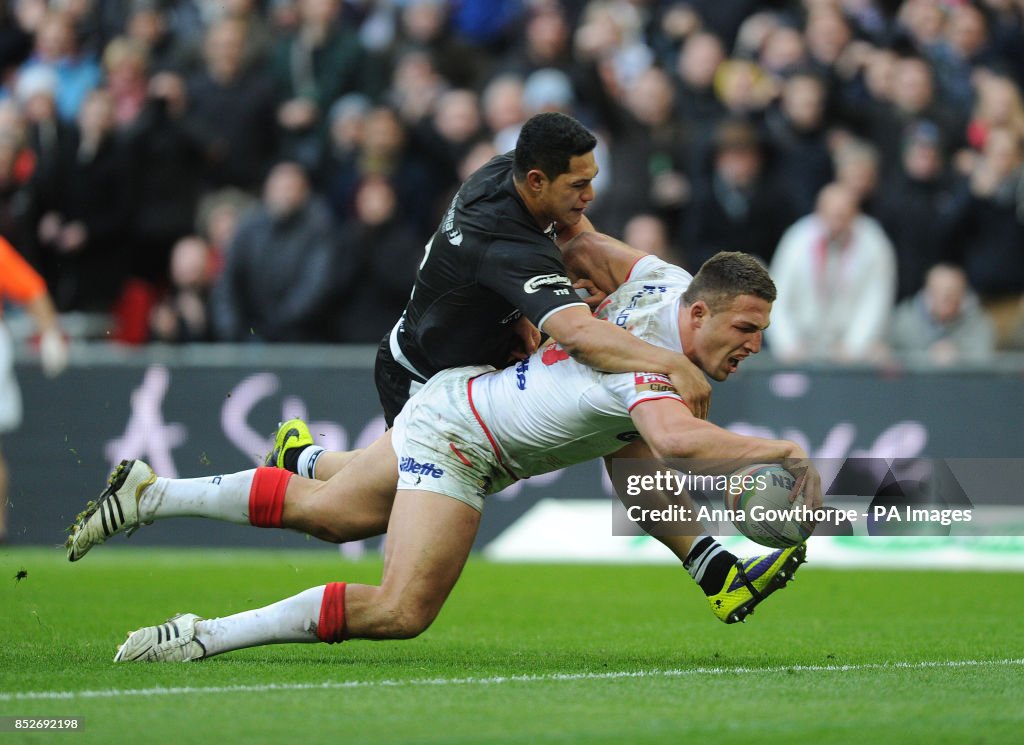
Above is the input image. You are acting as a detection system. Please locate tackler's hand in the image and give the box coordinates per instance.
[668,358,712,420]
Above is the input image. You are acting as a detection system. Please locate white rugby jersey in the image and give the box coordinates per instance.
[469,255,694,478]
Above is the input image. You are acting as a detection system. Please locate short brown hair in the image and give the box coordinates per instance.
[683,251,776,312]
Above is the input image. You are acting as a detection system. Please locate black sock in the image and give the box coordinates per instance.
[684,535,737,596]
[283,445,309,474]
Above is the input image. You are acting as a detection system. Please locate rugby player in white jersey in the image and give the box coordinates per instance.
[66,240,822,662]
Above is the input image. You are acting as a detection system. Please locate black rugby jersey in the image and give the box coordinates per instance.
[392,152,587,378]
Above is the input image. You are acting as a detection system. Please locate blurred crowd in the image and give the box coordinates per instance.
[1,0,1023,365]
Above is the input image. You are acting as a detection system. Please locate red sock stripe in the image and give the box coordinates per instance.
[248,467,291,528]
[317,582,347,643]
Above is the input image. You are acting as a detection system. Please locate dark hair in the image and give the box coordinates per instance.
[683,251,776,311]
[712,118,762,154]
[513,112,597,181]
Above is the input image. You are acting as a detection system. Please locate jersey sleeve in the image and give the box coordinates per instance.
[0,237,46,305]
[624,255,694,285]
[477,239,588,330]
[603,370,685,413]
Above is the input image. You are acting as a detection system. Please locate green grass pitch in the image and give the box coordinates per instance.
[2,546,1022,744]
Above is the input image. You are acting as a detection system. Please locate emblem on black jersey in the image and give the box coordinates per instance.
[442,195,463,245]
[523,273,571,294]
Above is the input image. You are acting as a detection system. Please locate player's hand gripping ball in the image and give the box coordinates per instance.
[725,464,814,548]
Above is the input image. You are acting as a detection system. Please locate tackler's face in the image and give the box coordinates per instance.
[534,152,598,228]
[690,294,771,382]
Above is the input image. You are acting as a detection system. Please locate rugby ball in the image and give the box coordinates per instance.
[724,464,814,548]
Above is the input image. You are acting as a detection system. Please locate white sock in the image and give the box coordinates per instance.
[297,446,326,480]
[195,585,326,657]
[139,470,256,525]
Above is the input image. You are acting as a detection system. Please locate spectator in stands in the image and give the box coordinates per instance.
[593,65,690,241]
[184,18,279,191]
[332,174,422,343]
[123,71,205,286]
[678,0,759,51]
[15,65,68,201]
[833,138,882,215]
[963,71,1024,158]
[0,100,41,261]
[101,36,150,132]
[195,187,256,277]
[17,9,101,122]
[0,0,34,77]
[950,126,1024,344]
[1,171,39,275]
[712,58,777,121]
[271,0,366,169]
[210,161,339,343]
[649,2,701,67]
[572,0,653,102]
[804,5,853,77]
[763,69,834,215]
[499,4,573,79]
[898,0,947,53]
[491,67,576,152]
[481,73,526,145]
[449,0,523,49]
[314,91,369,194]
[733,11,784,64]
[220,0,276,73]
[0,235,67,542]
[35,88,130,312]
[673,31,726,153]
[767,182,897,363]
[393,0,486,91]
[414,88,485,196]
[498,3,610,124]
[889,263,996,365]
[320,104,435,233]
[877,120,963,301]
[685,118,795,268]
[124,0,188,75]
[149,235,215,343]
[758,23,809,82]
[387,45,449,127]
[863,55,962,176]
[982,0,1024,86]
[622,213,682,266]
[925,3,993,118]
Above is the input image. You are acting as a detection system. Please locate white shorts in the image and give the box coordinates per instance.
[390,365,516,511]
[0,323,22,433]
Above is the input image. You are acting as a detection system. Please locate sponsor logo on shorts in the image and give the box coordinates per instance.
[634,372,676,395]
[515,359,529,390]
[523,274,571,294]
[399,457,445,478]
[616,430,641,442]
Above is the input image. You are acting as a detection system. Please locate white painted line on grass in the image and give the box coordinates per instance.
[2,658,1022,702]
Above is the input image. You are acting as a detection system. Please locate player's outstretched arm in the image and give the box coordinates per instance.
[558,230,649,297]
[629,398,822,509]
[542,306,712,419]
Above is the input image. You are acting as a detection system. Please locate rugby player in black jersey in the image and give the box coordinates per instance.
[268,112,712,480]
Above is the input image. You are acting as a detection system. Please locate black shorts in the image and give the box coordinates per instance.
[374,336,424,428]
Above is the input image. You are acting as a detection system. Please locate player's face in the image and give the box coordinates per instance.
[539,152,598,227]
[693,294,771,381]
